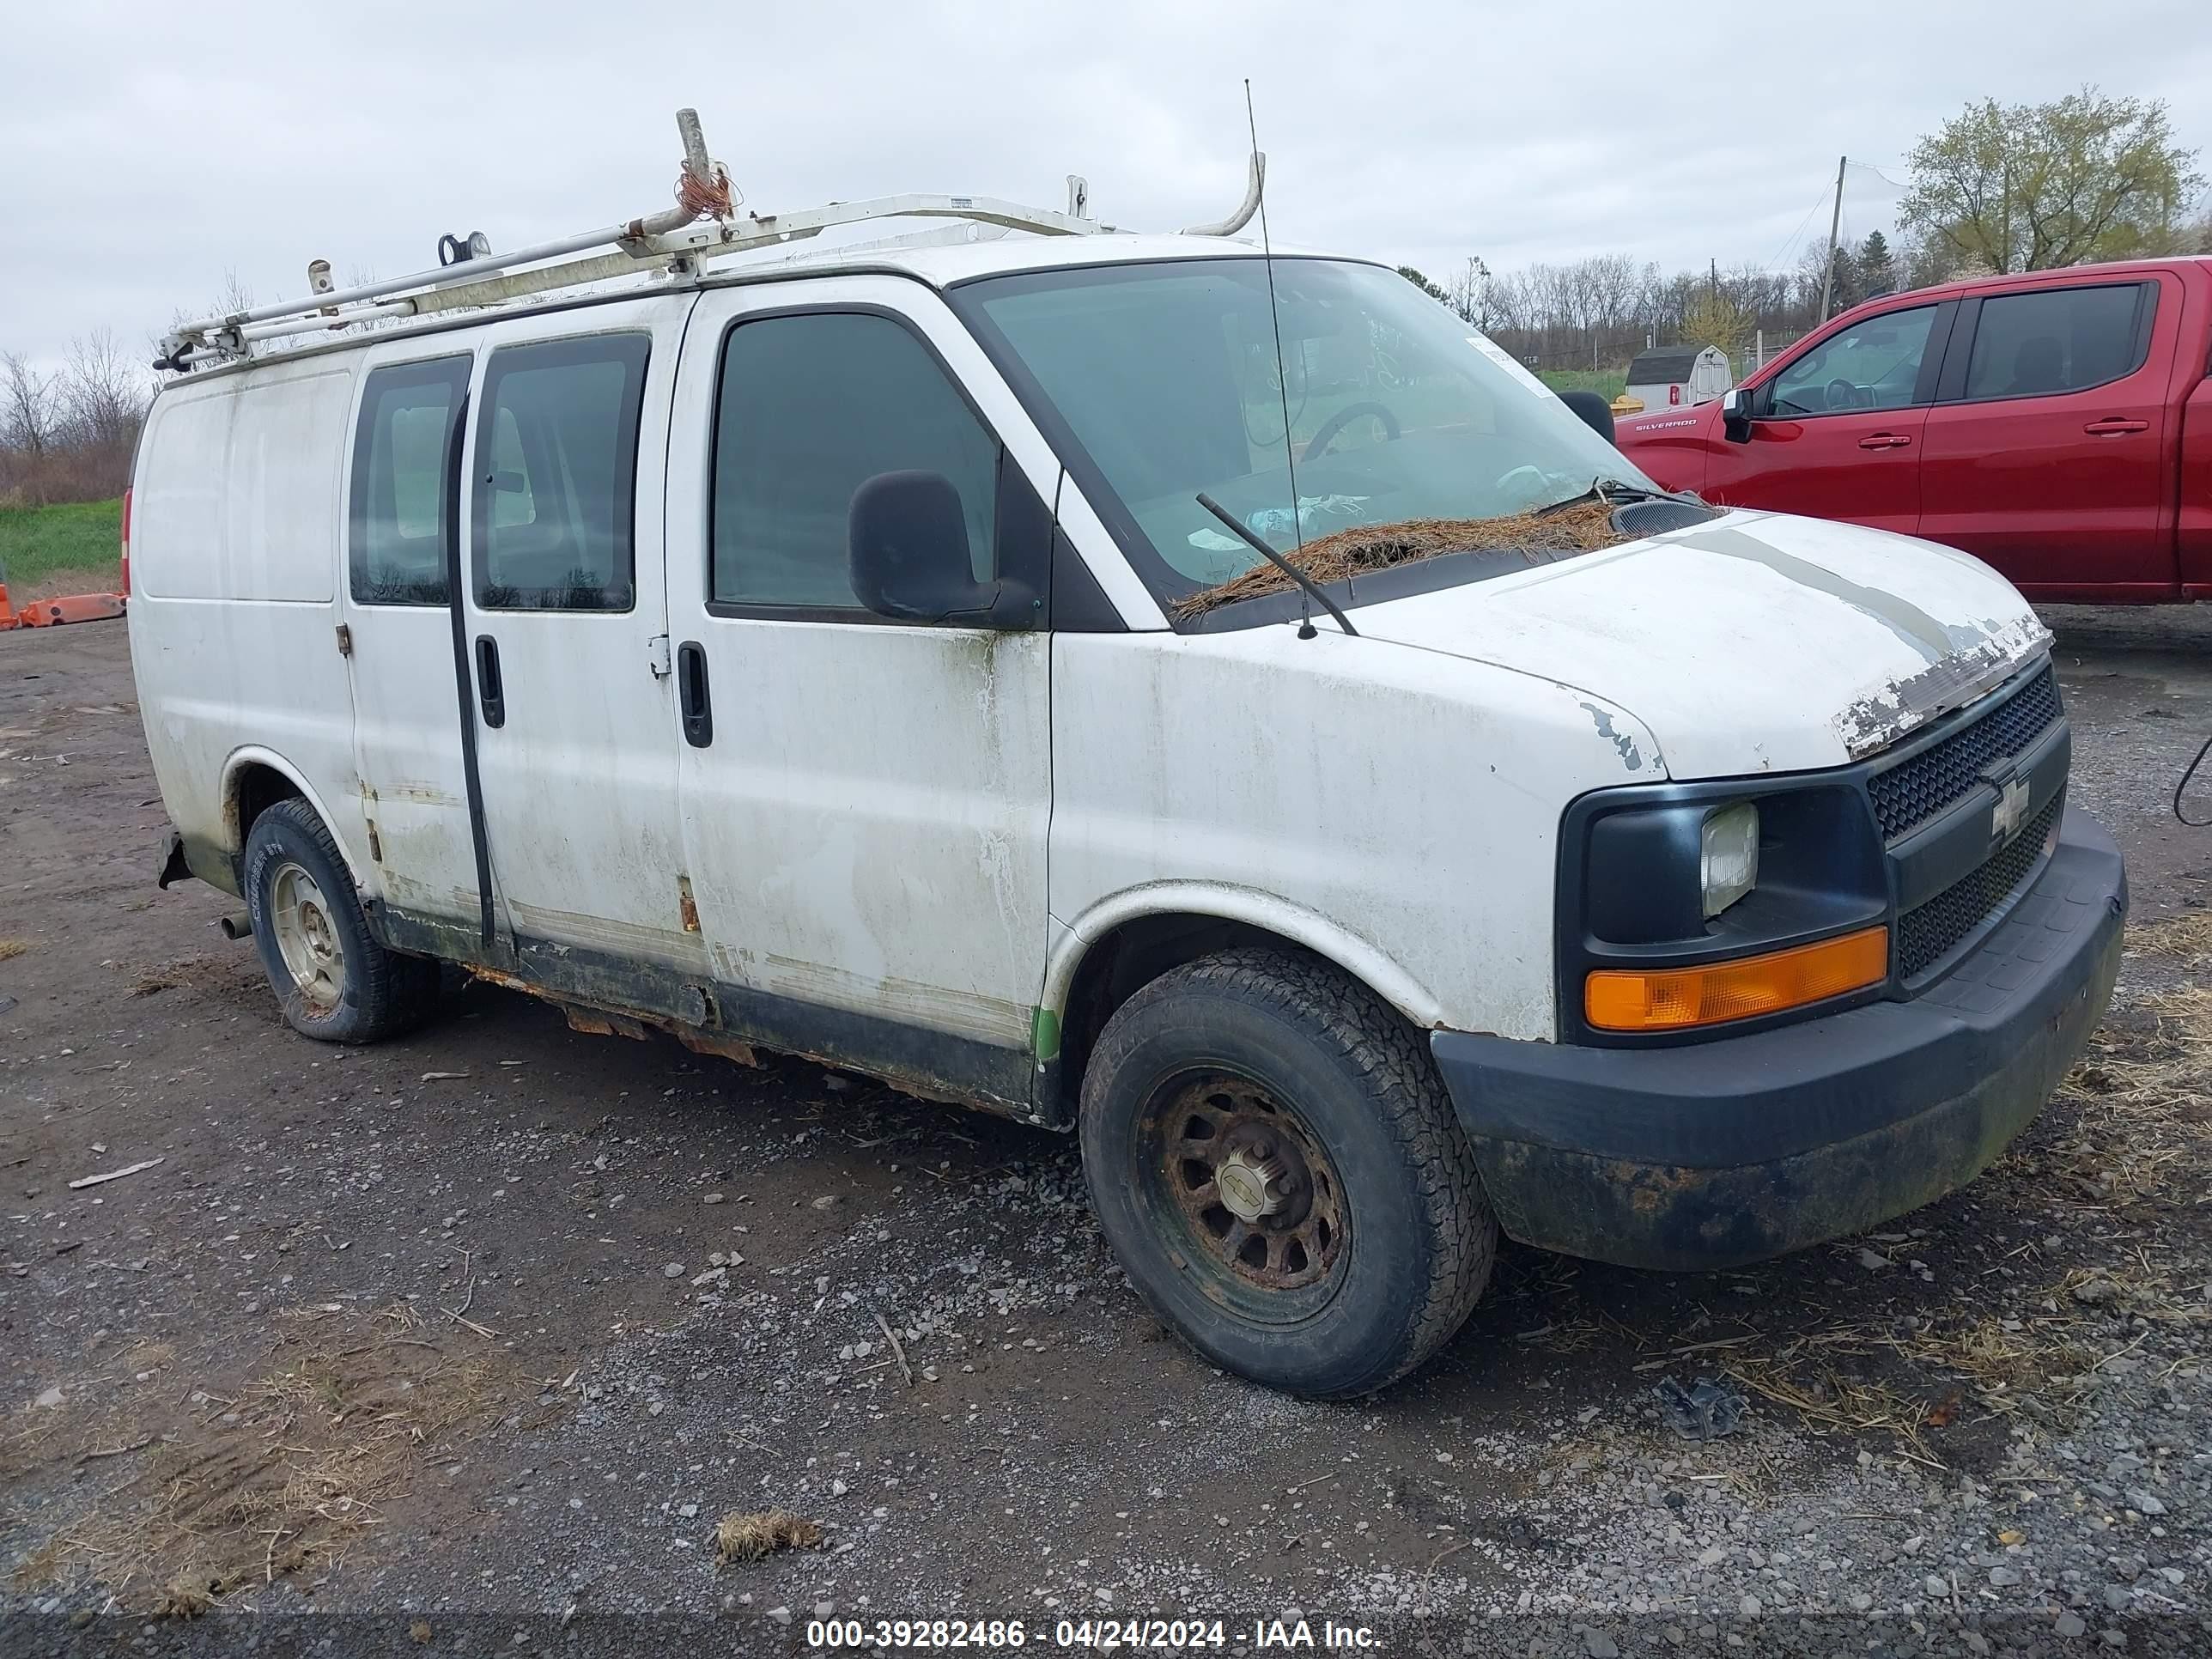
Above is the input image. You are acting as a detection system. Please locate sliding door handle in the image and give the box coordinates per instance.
[473,635,505,728]
[678,641,713,748]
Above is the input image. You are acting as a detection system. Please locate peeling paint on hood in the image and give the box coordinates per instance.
[1831,611,2053,759]
[1344,508,2052,781]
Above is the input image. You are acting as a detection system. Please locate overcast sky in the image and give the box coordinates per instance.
[6,0,2210,371]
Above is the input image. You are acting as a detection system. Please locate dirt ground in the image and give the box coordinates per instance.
[3,610,2209,1657]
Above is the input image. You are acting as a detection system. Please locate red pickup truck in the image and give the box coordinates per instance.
[1614,257,2212,603]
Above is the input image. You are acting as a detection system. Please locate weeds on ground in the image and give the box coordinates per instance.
[1995,914,2212,1218]
[2134,908,2212,963]
[714,1509,823,1564]
[13,1316,520,1614]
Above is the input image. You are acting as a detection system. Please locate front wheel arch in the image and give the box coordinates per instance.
[1043,889,1449,1124]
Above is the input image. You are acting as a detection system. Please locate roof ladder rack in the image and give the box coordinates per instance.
[157,108,1266,369]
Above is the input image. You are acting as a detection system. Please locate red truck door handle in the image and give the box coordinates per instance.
[2083,417,2149,436]
[1857,433,1911,450]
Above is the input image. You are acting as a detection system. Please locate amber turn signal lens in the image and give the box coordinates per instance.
[1584,926,1889,1033]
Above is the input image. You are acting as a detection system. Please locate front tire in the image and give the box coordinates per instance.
[242,799,440,1042]
[1079,948,1495,1398]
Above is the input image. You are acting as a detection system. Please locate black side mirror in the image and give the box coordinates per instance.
[1556,389,1615,446]
[1720,388,1754,445]
[848,470,1033,627]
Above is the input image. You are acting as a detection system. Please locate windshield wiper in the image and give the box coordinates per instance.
[1194,494,1359,639]
[1537,476,1697,515]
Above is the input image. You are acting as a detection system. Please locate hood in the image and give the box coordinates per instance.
[1349,509,2052,781]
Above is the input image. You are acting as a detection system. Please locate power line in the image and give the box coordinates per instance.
[1764,179,1840,274]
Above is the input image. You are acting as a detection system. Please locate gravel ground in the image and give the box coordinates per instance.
[2,609,2209,1658]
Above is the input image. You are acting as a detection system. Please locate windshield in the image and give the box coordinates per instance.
[955,257,1658,601]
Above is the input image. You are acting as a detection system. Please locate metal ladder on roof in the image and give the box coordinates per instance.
[157,107,1266,371]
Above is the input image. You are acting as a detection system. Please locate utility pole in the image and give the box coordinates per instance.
[1817,154,1847,323]
[2001,158,2012,273]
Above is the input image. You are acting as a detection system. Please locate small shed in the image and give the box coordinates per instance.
[1625,344,1733,411]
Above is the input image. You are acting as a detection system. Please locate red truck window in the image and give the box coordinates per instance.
[1960,283,2152,401]
[1769,306,1939,417]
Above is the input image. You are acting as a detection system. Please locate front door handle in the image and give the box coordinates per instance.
[678,641,712,748]
[1857,433,1912,451]
[2083,417,2148,436]
[473,635,505,728]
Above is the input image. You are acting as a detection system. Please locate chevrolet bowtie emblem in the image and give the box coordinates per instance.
[1991,775,2031,843]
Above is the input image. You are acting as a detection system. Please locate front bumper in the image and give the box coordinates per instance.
[1433,805,2126,1271]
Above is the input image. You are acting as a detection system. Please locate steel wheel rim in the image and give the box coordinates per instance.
[1138,1070,1349,1322]
[269,861,345,1013]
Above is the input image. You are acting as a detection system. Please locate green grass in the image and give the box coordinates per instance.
[1537,368,1629,401]
[0,498,123,592]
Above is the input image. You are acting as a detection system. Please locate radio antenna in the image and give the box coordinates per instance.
[1245,78,1311,635]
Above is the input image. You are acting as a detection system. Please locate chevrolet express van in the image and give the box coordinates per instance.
[131,208,2126,1397]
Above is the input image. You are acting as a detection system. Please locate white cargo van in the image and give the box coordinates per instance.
[131,121,2125,1395]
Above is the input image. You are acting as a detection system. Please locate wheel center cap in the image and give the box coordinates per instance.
[1216,1149,1290,1222]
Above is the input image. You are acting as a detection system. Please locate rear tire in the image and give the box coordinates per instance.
[242,799,440,1042]
[1079,948,1495,1398]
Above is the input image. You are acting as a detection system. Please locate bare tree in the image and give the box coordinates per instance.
[63,328,150,453]
[1460,246,1840,377]
[3,351,58,461]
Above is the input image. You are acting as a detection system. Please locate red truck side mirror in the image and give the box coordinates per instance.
[1720,387,1755,445]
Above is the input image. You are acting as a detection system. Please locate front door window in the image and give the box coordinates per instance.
[1769,307,1937,416]
[712,313,1000,612]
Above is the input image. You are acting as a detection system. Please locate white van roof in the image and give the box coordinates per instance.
[157,107,1280,378]
[157,234,1307,391]
[733,228,1266,288]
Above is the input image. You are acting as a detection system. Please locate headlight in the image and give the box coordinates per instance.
[1699,802,1759,919]
[1568,781,1887,1043]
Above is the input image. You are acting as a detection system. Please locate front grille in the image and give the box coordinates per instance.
[1896,796,2061,979]
[1868,665,2063,842]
